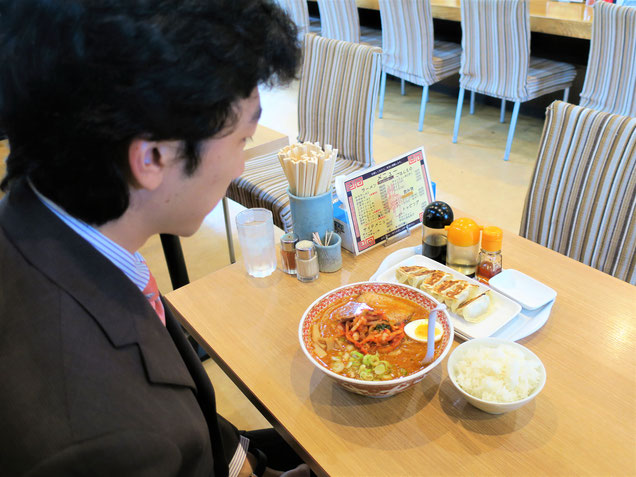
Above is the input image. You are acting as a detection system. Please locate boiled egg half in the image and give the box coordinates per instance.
[404,319,444,343]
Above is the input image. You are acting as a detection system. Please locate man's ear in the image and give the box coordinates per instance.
[128,139,168,190]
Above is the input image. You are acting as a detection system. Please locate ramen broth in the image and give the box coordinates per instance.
[308,293,443,380]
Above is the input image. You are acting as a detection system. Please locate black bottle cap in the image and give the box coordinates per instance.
[423,201,454,229]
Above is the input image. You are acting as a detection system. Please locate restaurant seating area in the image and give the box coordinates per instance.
[377,0,462,131]
[1,0,634,471]
[132,79,549,430]
[452,0,576,161]
[137,77,547,296]
[127,1,636,435]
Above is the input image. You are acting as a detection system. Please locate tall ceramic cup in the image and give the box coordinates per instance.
[288,188,334,241]
[314,232,342,273]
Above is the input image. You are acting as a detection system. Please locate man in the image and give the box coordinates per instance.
[0,0,307,475]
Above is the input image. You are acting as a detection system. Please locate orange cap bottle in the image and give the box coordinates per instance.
[476,226,503,283]
[481,226,503,252]
[445,218,482,247]
[445,218,482,276]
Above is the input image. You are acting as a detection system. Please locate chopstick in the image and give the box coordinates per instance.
[278,141,338,197]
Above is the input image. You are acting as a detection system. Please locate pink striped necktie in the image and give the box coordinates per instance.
[143,270,166,326]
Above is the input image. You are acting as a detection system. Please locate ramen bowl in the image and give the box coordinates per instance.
[299,282,454,398]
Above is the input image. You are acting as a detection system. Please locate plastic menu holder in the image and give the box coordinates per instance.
[333,147,434,255]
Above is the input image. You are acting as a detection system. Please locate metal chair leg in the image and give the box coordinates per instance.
[503,101,521,161]
[159,234,190,289]
[500,99,506,123]
[452,87,465,144]
[418,85,429,132]
[563,87,570,103]
[470,91,475,115]
[222,196,236,264]
[378,71,387,118]
[401,78,405,95]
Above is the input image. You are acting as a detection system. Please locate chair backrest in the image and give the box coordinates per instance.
[579,2,636,117]
[520,101,636,284]
[298,34,382,167]
[378,0,436,85]
[459,0,530,101]
[317,0,360,43]
[276,0,310,39]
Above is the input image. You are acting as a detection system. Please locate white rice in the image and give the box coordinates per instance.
[453,344,542,403]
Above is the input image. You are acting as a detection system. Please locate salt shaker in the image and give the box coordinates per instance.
[295,240,319,283]
[280,233,298,275]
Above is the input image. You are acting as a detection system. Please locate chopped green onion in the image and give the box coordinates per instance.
[331,362,344,373]
[373,364,386,375]
[359,370,373,381]
[363,353,379,367]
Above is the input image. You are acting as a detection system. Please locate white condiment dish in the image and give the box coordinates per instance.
[447,337,546,414]
[489,269,556,310]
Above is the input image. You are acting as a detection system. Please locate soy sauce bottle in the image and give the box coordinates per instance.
[422,201,454,265]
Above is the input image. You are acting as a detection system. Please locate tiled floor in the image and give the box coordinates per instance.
[0,77,547,431]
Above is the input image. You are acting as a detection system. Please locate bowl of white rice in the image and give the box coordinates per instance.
[447,338,546,414]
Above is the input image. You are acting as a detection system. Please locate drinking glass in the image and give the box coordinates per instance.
[235,208,277,278]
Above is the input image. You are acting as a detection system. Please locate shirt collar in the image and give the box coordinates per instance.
[29,181,150,291]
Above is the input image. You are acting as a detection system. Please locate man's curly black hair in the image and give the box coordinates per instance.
[0,0,300,225]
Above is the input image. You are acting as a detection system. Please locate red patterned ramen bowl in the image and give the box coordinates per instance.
[299,282,454,398]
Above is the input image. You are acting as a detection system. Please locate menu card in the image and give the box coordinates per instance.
[335,147,434,255]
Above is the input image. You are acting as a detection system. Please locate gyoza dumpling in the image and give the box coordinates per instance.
[457,292,491,322]
[434,279,481,312]
[395,266,428,284]
[406,268,438,288]
[418,270,453,295]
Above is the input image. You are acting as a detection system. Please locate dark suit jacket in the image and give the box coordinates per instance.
[0,183,239,476]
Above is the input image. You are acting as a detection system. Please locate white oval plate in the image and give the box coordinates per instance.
[372,254,522,340]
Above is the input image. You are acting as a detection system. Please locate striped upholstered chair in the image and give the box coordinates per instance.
[377,0,461,131]
[276,0,310,39]
[579,2,636,117]
[520,101,636,285]
[317,0,360,43]
[452,0,576,161]
[317,0,382,47]
[227,34,382,231]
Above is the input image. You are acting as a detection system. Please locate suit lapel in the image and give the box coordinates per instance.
[0,183,195,391]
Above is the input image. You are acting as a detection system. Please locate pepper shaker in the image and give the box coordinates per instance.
[280,233,298,275]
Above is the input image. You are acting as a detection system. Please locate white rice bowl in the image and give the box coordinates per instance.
[447,338,546,414]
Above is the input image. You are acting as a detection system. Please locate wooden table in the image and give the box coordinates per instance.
[166,223,635,475]
[353,0,593,39]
